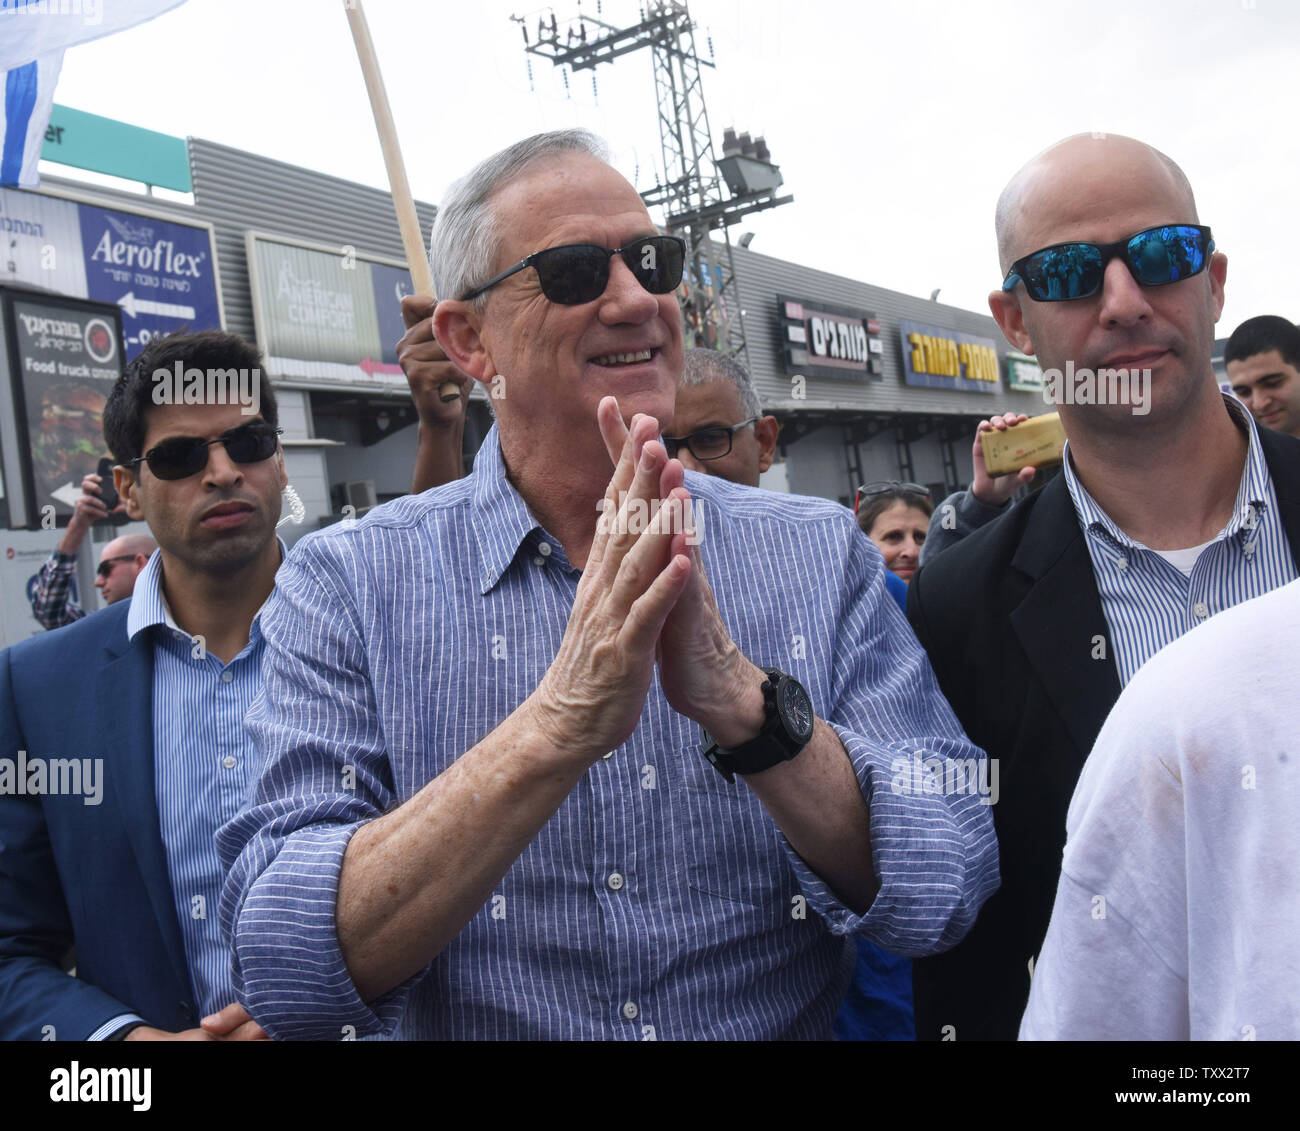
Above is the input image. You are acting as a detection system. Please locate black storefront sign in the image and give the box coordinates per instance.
[778,294,882,381]
[2,289,124,529]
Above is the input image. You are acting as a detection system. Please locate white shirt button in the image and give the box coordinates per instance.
[220,669,234,683]
[622,1001,639,1020]
[1115,558,1128,571]
[607,872,625,892]
[602,750,615,760]
[1244,541,1256,558]
[222,755,237,769]
[1193,601,1209,619]
[539,542,552,557]
[532,555,545,566]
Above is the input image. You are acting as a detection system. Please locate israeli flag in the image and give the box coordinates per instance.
[1,0,187,187]
[1,53,61,186]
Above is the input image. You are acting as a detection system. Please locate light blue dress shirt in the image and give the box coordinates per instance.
[1063,397,1297,687]
[218,425,998,1040]
[91,547,273,1039]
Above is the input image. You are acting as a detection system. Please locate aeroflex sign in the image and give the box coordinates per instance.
[89,228,205,277]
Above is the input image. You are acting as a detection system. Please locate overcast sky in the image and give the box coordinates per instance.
[49,0,1299,337]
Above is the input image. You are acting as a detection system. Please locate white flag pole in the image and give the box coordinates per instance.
[345,0,460,402]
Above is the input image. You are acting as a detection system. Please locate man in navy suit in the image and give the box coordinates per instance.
[0,330,286,1040]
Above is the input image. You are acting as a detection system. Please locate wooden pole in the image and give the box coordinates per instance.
[346,0,459,402]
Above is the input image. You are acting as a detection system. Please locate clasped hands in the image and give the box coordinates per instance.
[530,396,766,766]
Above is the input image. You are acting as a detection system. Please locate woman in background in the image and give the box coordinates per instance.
[835,482,935,1042]
[856,483,935,585]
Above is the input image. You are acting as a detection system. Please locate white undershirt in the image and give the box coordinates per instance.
[1150,538,1214,578]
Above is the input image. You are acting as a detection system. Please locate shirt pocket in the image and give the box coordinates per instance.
[679,772,797,922]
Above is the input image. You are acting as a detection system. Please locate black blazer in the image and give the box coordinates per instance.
[905,424,1300,1041]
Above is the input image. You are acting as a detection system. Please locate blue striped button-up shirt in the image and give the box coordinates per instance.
[124,550,269,1021]
[218,425,998,1041]
[1063,396,1297,687]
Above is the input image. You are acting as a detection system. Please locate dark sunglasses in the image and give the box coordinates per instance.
[96,554,138,578]
[854,481,930,515]
[661,418,758,462]
[1001,224,1214,302]
[460,234,686,305]
[129,422,282,481]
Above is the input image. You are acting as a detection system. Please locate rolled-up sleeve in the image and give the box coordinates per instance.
[217,535,422,1041]
[777,522,1000,955]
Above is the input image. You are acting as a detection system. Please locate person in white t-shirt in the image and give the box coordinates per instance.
[1021,576,1300,1040]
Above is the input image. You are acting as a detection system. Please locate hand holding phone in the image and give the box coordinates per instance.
[96,457,119,512]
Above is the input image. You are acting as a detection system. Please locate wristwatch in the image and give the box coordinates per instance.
[701,668,815,783]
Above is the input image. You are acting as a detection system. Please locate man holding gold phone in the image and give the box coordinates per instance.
[906,132,1300,1041]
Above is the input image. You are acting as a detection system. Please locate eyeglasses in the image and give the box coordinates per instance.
[661,418,759,462]
[1001,224,1214,302]
[129,422,282,481]
[460,235,686,305]
[853,481,930,515]
[96,554,137,579]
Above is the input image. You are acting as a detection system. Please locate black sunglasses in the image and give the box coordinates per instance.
[1001,224,1214,302]
[854,481,930,515]
[96,554,138,578]
[129,422,282,481]
[661,418,758,463]
[460,235,686,305]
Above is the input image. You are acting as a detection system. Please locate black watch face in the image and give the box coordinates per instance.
[778,678,814,743]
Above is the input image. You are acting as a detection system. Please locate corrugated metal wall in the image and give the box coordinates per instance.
[731,242,1047,419]
[188,138,438,345]
[47,140,1043,428]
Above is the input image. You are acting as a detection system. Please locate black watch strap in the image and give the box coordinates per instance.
[701,668,814,783]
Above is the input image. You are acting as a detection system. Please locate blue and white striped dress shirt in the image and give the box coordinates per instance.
[218,424,999,1041]
[94,549,272,1038]
[1062,397,1297,687]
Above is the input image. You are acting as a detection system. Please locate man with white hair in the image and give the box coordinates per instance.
[219,129,997,1041]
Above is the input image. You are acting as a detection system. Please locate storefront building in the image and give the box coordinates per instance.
[1,113,1049,644]
[0,122,446,647]
[727,242,1048,506]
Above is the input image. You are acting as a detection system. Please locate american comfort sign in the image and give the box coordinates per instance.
[778,295,882,381]
[898,319,1000,394]
[246,232,413,391]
